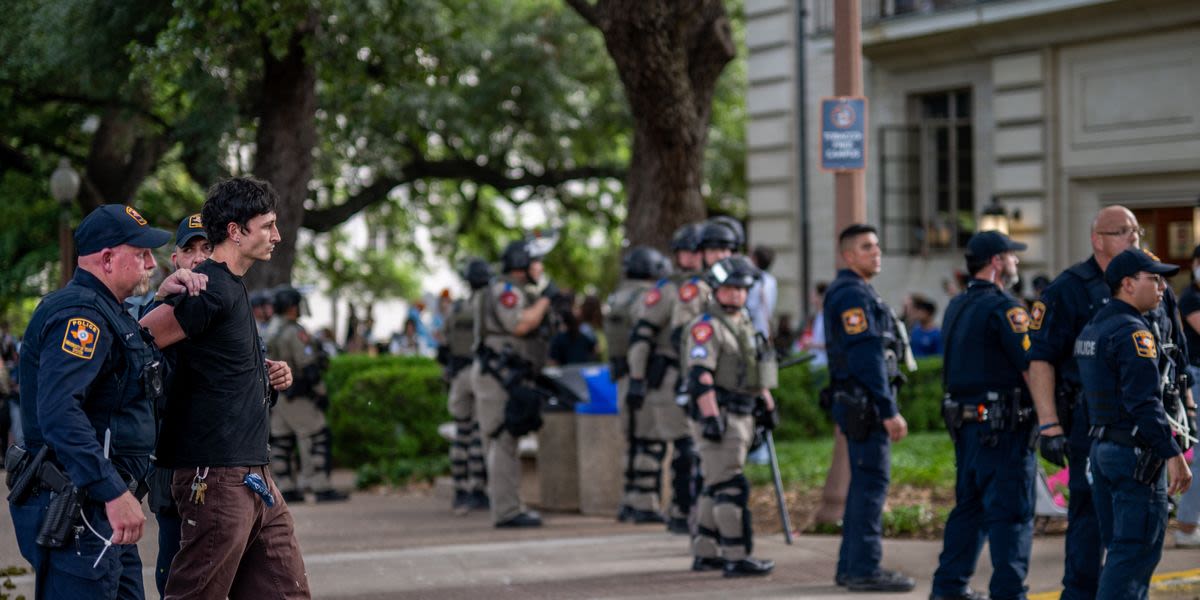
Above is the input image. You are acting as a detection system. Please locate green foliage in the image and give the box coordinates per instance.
[772,355,947,442]
[325,354,448,467]
[355,456,451,489]
[747,431,957,494]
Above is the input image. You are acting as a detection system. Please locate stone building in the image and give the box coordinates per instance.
[747,0,1200,326]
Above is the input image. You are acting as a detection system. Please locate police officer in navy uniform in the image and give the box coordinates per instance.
[8,205,205,599]
[931,231,1035,600]
[1075,248,1193,599]
[824,223,916,592]
[1027,205,1183,600]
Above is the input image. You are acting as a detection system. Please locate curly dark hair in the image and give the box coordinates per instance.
[202,177,279,245]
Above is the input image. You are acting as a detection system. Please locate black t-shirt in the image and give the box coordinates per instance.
[156,260,271,468]
[1179,284,1200,367]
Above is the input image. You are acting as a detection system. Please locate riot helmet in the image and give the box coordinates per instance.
[705,256,759,290]
[273,286,304,315]
[670,223,705,253]
[461,258,493,290]
[699,219,741,251]
[623,246,668,280]
[501,240,533,272]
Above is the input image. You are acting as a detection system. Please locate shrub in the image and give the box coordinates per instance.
[772,355,946,441]
[325,355,449,467]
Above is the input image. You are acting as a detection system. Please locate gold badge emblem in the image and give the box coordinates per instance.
[1006,307,1030,333]
[187,213,203,228]
[1132,330,1156,359]
[841,308,868,335]
[61,318,100,360]
[1029,301,1046,330]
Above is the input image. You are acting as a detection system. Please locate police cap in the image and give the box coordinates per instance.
[75,204,172,255]
[705,256,759,289]
[176,213,207,248]
[1104,247,1180,287]
[965,230,1026,262]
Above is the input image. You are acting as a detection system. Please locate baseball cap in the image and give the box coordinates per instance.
[175,213,207,247]
[965,230,1027,261]
[1104,247,1180,287]
[74,204,172,255]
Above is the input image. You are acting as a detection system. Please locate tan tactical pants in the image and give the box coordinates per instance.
[691,412,755,561]
[269,396,331,494]
[471,361,523,524]
[619,366,693,516]
[447,368,486,494]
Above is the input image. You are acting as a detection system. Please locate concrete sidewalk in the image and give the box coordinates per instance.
[2,483,1198,598]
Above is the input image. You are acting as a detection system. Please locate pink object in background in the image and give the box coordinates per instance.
[1046,468,1070,508]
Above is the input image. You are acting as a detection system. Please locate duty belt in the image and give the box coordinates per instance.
[1089,425,1140,448]
[717,390,756,415]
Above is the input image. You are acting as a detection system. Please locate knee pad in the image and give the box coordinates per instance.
[708,474,752,554]
[270,434,296,477]
[670,437,699,510]
[309,427,334,471]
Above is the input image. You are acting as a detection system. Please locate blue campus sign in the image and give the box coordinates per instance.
[820,96,867,171]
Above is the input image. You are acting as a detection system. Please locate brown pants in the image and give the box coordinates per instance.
[165,466,310,599]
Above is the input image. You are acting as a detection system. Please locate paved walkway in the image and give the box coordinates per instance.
[2,482,1198,598]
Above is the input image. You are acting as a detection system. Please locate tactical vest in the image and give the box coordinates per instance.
[476,277,550,370]
[707,306,778,393]
[445,297,476,359]
[604,280,648,361]
[29,286,162,458]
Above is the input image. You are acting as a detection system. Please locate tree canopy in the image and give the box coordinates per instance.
[0,0,746,325]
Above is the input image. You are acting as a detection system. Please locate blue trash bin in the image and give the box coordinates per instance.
[575,365,618,415]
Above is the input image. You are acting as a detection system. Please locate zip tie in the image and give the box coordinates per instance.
[78,508,113,569]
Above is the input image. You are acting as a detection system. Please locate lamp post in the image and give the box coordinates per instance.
[50,159,81,288]
[979,196,1010,235]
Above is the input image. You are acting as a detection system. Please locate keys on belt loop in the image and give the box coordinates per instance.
[190,467,209,505]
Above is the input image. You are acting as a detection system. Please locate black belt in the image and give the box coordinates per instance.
[1090,425,1139,448]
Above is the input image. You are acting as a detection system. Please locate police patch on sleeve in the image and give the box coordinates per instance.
[1132,330,1156,359]
[690,345,708,359]
[499,290,518,309]
[1029,301,1045,330]
[841,308,868,335]
[679,282,699,303]
[1006,307,1030,333]
[644,289,662,307]
[691,322,714,344]
[61,318,100,360]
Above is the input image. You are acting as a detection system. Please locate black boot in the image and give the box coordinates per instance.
[846,569,916,592]
[314,489,350,503]
[495,511,542,528]
[691,556,726,572]
[929,589,988,600]
[723,557,774,577]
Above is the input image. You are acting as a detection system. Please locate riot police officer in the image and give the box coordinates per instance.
[471,238,557,528]
[8,204,204,598]
[268,287,349,503]
[608,246,674,523]
[1028,205,1189,599]
[442,258,492,513]
[1075,248,1193,599]
[684,255,777,577]
[628,224,705,534]
[824,223,915,592]
[931,231,1035,600]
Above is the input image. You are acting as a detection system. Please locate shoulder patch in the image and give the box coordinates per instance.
[691,321,714,344]
[1132,330,1156,359]
[61,318,100,360]
[1029,301,1045,330]
[499,290,518,309]
[644,289,662,307]
[679,283,699,303]
[1006,307,1030,333]
[841,308,868,335]
[690,345,709,359]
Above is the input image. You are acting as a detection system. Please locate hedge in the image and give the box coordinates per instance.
[324,354,949,468]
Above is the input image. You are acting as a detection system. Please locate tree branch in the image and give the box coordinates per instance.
[0,78,172,130]
[565,0,605,30]
[302,158,626,232]
[0,141,36,175]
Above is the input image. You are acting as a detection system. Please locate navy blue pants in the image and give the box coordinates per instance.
[833,403,891,580]
[1090,441,1168,600]
[1062,407,1102,600]
[9,489,144,599]
[154,508,182,596]
[932,423,1035,600]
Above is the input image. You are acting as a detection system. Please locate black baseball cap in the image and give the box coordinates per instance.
[175,213,207,247]
[1104,247,1180,287]
[965,230,1026,261]
[75,204,172,255]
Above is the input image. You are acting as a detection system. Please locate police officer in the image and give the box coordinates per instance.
[609,246,674,523]
[252,291,273,337]
[471,238,557,528]
[8,204,204,598]
[684,255,777,577]
[931,231,1035,600]
[825,223,916,592]
[443,258,492,513]
[628,224,705,534]
[268,286,349,503]
[1028,205,1184,599]
[1075,248,1193,599]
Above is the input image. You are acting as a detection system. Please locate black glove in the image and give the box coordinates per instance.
[754,397,778,431]
[626,379,646,412]
[540,279,559,300]
[701,415,725,442]
[1039,433,1068,468]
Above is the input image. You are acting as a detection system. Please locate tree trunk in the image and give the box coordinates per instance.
[81,109,169,213]
[569,0,734,251]
[245,19,317,291]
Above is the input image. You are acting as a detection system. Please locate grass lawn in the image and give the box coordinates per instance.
[746,431,959,492]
